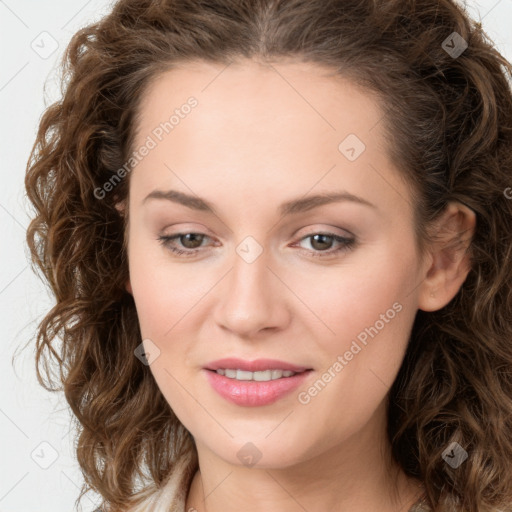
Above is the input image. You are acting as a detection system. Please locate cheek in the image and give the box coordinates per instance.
[300,243,419,416]
[127,234,207,338]
[288,240,419,346]
[291,243,419,417]
[128,250,202,419]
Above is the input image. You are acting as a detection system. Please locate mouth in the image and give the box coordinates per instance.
[203,358,314,407]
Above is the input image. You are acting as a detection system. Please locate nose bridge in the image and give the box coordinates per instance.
[214,238,287,336]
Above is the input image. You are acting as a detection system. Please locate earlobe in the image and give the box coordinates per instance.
[125,279,133,295]
[115,201,126,216]
[417,201,476,312]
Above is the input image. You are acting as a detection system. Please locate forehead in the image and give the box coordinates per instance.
[129,59,412,221]
[134,59,384,148]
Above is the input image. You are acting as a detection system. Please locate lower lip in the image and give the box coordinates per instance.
[203,369,312,407]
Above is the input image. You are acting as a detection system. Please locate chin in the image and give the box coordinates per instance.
[200,434,315,470]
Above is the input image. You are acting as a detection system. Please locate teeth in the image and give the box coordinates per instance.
[215,368,297,381]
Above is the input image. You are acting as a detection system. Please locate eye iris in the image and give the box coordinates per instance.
[310,234,333,251]
[181,233,204,249]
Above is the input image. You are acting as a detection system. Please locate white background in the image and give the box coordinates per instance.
[1,1,511,511]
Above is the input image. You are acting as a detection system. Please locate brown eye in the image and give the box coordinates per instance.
[179,233,205,249]
[157,232,211,257]
[296,232,357,259]
[309,234,335,251]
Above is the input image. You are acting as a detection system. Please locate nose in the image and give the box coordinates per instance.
[213,246,291,339]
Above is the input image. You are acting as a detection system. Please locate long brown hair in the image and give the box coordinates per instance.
[24,1,512,511]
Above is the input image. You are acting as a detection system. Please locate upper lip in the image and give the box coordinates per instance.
[205,358,312,373]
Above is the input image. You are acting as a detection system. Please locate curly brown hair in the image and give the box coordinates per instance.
[24,0,512,511]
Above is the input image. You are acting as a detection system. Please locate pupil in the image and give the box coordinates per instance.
[182,233,203,248]
[311,234,332,251]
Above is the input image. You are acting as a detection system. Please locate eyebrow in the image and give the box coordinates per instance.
[143,189,377,215]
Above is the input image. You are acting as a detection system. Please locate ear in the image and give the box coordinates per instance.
[417,201,476,312]
[114,200,132,295]
[115,200,126,216]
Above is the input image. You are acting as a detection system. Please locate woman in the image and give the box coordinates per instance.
[24,0,512,511]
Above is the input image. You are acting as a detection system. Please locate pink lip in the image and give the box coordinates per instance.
[203,368,313,407]
[204,358,311,373]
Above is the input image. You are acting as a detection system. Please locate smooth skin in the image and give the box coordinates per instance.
[118,59,475,512]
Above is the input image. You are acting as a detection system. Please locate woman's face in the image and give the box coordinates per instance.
[124,59,430,468]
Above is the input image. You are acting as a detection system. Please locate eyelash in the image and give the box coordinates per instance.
[157,232,357,259]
